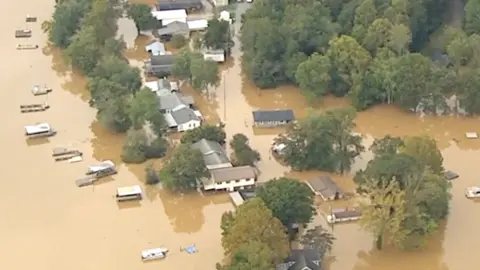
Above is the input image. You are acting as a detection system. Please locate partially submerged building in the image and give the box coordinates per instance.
[305,176,344,201]
[252,109,295,127]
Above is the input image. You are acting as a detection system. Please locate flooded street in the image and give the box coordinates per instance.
[0,1,478,270]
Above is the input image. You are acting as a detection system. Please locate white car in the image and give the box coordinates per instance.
[465,186,480,198]
[141,248,169,261]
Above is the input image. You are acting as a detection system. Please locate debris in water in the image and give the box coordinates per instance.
[465,132,478,139]
[444,170,459,180]
[182,245,198,254]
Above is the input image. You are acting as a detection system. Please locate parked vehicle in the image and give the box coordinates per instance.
[465,186,480,198]
[141,248,169,261]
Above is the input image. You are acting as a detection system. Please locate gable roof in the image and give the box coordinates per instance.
[170,106,200,124]
[210,166,256,183]
[145,40,165,55]
[191,139,230,166]
[252,109,295,122]
[306,176,344,198]
[157,21,189,36]
[145,55,176,74]
[158,92,193,110]
[157,0,203,11]
[277,249,322,270]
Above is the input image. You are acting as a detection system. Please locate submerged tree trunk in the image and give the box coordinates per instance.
[376,234,383,250]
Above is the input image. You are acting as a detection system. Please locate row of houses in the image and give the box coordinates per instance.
[145,78,202,132]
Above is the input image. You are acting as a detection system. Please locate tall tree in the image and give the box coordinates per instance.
[300,226,335,259]
[190,56,220,93]
[160,145,209,191]
[401,135,444,175]
[257,178,316,230]
[172,49,195,82]
[203,18,231,50]
[352,0,377,40]
[128,87,165,131]
[220,198,289,264]
[216,241,274,270]
[465,0,480,35]
[359,177,407,249]
[126,3,155,33]
[295,53,332,99]
[181,124,226,144]
[66,25,103,75]
[229,133,260,166]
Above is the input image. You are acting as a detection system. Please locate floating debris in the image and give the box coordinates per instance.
[444,170,459,180]
[17,44,39,50]
[465,132,478,139]
[182,245,198,254]
[15,29,31,38]
[26,15,37,22]
[20,103,49,113]
[31,85,52,96]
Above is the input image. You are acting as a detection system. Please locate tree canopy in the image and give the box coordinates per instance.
[126,3,155,33]
[229,133,260,166]
[355,135,451,249]
[159,144,209,191]
[47,0,169,163]
[219,198,289,268]
[237,0,480,115]
[257,178,315,231]
[203,18,233,51]
[277,107,363,172]
[181,124,226,144]
[172,49,220,92]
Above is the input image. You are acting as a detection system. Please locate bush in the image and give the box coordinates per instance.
[145,137,168,158]
[170,34,188,49]
[145,165,160,185]
[121,129,148,163]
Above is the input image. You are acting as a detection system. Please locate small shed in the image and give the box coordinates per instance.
[145,40,166,56]
[252,109,295,127]
[306,176,344,201]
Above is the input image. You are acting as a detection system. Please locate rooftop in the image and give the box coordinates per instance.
[157,21,189,35]
[158,93,193,110]
[191,139,230,166]
[170,106,200,124]
[151,9,187,20]
[277,249,322,270]
[306,176,344,199]
[150,54,176,66]
[253,109,295,122]
[117,185,142,196]
[145,40,166,55]
[210,166,256,183]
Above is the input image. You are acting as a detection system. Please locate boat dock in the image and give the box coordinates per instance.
[75,176,98,187]
[17,44,39,50]
[15,29,31,38]
[20,103,50,113]
[52,147,79,157]
[54,152,83,162]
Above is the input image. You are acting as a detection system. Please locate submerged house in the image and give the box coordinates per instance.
[144,54,176,77]
[157,0,203,11]
[164,106,201,132]
[306,176,344,201]
[276,249,322,270]
[252,109,295,127]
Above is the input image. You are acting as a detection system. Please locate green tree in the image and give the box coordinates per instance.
[327,35,372,96]
[126,3,155,33]
[220,198,289,264]
[129,87,165,131]
[300,226,335,259]
[387,24,411,55]
[190,56,220,93]
[203,18,231,50]
[172,49,196,82]
[446,34,472,67]
[229,133,260,166]
[160,145,208,191]
[97,97,132,133]
[258,178,316,230]
[181,124,226,144]
[92,55,142,95]
[295,53,332,99]
[457,69,480,114]
[351,0,377,40]
[216,241,273,270]
[401,135,444,175]
[45,0,91,48]
[121,128,149,163]
[465,0,480,35]
[359,177,407,249]
[363,18,393,54]
[66,25,103,75]
[323,107,364,173]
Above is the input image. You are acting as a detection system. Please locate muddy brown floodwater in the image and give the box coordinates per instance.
[1,1,478,269]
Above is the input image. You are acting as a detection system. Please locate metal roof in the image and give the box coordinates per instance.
[210,166,256,183]
[151,9,187,20]
[170,106,200,124]
[252,109,295,122]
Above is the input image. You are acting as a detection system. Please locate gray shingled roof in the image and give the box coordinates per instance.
[306,176,344,198]
[158,93,184,111]
[157,21,189,36]
[145,55,175,74]
[252,109,295,122]
[276,249,322,270]
[170,106,200,124]
[210,166,256,183]
[191,139,230,166]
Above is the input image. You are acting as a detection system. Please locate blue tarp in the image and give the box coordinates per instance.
[184,245,197,254]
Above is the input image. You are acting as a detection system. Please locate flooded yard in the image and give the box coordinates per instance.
[0,1,478,270]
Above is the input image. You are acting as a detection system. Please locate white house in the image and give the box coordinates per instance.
[164,105,202,132]
[203,49,225,62]
[151,9,187,26]
[204,166,257,191]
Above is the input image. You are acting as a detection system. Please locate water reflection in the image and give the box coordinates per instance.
[42,44,67,76]
[89,120,124,163]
